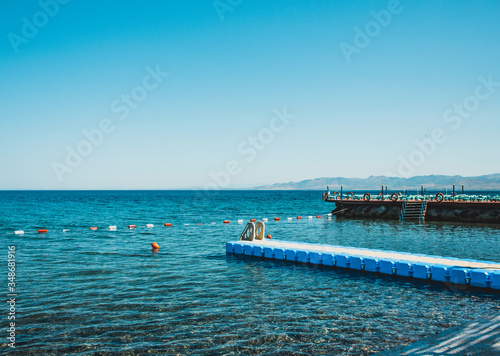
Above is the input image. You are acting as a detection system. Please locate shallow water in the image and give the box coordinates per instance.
[1,191,499,355]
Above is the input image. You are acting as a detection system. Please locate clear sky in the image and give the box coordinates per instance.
[1,0,499,189]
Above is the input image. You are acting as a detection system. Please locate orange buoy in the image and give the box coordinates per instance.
[297,216,302,219]
[274,217,280,221]
[164,223,172,227]
[316,215,321,218]
[266,234,272,239]
[223,220,230,224]
[38,229,48,233]
[128,225,136,229]
[151,242,159,250]
[197,223,203,225]
[250,218,256,222]
[89,227,97,230]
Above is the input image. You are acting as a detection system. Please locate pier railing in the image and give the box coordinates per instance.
[419,201,427,221]
[323,192,500,203]
[399,200,407,221]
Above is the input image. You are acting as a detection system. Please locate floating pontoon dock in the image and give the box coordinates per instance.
[227,222,500,290]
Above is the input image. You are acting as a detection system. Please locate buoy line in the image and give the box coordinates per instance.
[9,213,333,235]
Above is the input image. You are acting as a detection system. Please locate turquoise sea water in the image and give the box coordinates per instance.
[1,190,499,355]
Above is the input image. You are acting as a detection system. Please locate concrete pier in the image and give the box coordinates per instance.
[327,199,500,223]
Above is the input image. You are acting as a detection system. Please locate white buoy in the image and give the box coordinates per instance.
[327,213,332,216]
[308,216,313,219]
[262,218,269,222]
[146,224,154,228]
[109,226,117,230]
[14,230,24,235]
[63,229,70,232]
[237,219,244,223]
[287,217,292,221]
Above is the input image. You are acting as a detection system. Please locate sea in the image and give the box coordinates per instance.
[1,190,499,355]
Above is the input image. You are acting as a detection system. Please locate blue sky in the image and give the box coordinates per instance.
[1,0,499,189]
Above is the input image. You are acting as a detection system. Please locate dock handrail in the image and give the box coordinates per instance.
[239,222,255,241]
[419,201,427,222]
[239,222,265,241]
[400,200,407,221]
[324,191,500,203]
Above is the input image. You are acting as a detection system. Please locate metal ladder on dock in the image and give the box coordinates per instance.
[400,200,427,222]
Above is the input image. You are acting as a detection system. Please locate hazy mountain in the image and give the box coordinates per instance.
[255,174,500,191]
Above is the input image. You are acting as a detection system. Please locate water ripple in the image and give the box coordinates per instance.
[1,191,499,355]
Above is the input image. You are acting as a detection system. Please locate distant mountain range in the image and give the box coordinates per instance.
[255,174,500,191]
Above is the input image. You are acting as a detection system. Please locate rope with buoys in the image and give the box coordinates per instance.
[12,212,335,236]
